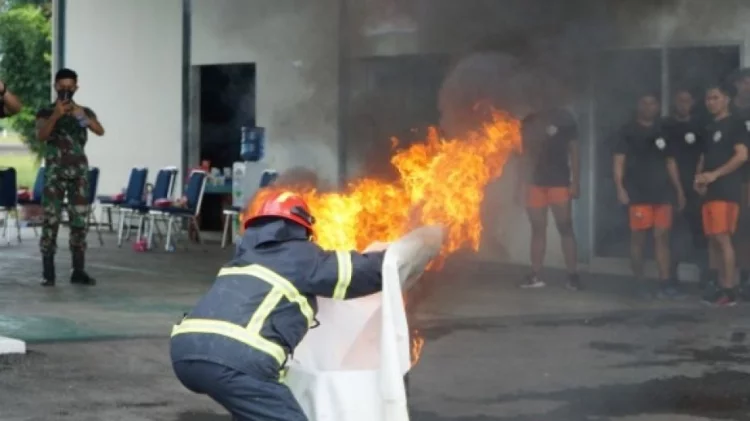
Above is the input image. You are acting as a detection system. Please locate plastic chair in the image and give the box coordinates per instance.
[115,168,149,247]
[86,168,104,246]
[122,167,178,249]
[17,166,44,237]
[147,170,207,251]
[0,167,22,245]
[99,167,147,232]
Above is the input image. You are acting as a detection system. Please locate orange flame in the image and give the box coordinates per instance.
[250,108,521,255]
[410,329,425,367]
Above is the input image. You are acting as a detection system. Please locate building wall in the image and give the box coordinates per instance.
[614,0,750,56]
[64,0,183,195]
[191,0,342,185]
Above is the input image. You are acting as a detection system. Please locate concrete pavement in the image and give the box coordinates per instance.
[2,228,750,420]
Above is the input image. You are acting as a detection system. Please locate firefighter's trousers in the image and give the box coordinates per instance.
[173,360,307,421]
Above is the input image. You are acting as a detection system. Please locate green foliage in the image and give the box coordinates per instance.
[0,3,51,160]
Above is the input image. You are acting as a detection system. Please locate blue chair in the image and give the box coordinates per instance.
[147,170,207,251]
[0,167,21,245]
[15,166,44,237]
[121,167,178,249]
[17,166,44,206]
[59,167,104,246]
[85,168,104,246]
[221,169,278,248]
[115,168,149,247]
[99,167,147,233]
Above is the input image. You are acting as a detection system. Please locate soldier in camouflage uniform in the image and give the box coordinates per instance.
[0,79,23,117]
[35,68,105,286]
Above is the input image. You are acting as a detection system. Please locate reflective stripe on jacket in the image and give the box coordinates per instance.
[170,219,384,379]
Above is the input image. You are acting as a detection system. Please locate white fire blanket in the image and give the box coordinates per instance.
[285,226,444,421]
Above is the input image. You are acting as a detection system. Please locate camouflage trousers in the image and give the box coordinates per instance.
[40,167,90,256]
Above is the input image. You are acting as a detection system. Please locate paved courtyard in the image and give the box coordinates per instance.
[2,227,750,420]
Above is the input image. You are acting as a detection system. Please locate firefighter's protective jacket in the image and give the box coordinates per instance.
[170,219,385,379]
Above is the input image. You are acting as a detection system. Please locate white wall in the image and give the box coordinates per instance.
[614,0,750,58]
[64,0,183,195]
[191,0,341,184]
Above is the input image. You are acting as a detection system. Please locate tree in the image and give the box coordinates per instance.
[0,3,51,159]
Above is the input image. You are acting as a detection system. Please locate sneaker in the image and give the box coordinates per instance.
[566,274,583,291]
[656,284,684,300]
[520,274,545,289]
[704,290,737,307]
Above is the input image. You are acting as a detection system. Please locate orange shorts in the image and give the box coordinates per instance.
[526,186,570,209]
[702,200,739,236]
[629,204,673,231]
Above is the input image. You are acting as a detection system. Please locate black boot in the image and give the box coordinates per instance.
[70,251,96,285]
[41,254,55,287]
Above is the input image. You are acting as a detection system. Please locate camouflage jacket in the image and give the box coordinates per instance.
[36,104,97,168]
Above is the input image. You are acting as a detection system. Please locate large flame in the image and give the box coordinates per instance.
[250,108,521,256]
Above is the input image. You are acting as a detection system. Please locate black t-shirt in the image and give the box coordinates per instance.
[703,116,750,203]
[731,103,750,182]
[614,121,673,205]
[521,108,578,187]
[662,117,705,191]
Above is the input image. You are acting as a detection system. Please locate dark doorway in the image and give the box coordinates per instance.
[199,63,255,231]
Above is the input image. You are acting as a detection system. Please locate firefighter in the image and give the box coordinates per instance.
[170,190,389,421]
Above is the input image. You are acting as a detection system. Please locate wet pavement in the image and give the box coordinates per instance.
[2,228,750,420]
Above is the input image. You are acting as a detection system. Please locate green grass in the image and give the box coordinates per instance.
[0,131,23,144]
[0,153,39,188]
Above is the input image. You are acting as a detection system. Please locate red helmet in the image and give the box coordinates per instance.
[243,189,315,231]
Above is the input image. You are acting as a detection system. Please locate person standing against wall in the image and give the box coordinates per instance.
[730,69,750,295]
[517,105,581,291]
[695,83,749,307]
[663,88,710,288]
[613,92,686,299]
[0,80,23,117]
[35,68,105,287]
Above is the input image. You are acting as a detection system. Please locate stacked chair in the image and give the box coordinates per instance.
[60,167,104,246]
[146,170,207,251]
[106,168,149,247]
[120,167,178,248]
[0,167,22,245]
[16,166,45,236]
[99,167,148,234]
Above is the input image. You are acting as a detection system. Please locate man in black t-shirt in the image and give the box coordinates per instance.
[663,88,709,286]
[517,108,581,291]
[731,68,750,122]
[695,84,750,306]
[613,93,685,298]
[730,69,750,290]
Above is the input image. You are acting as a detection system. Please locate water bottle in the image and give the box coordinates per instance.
[240,126,265,162]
